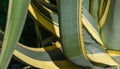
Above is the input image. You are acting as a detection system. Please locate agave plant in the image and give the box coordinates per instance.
[0,0,120,69]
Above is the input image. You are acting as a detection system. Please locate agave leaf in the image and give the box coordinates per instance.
[100,0,120,50]
[0,0,30,68]
[59,0,93,66]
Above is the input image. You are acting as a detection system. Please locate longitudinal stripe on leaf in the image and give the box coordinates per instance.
[108,50,120,56]
[99,0,111,28]
[99,0,104,19]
